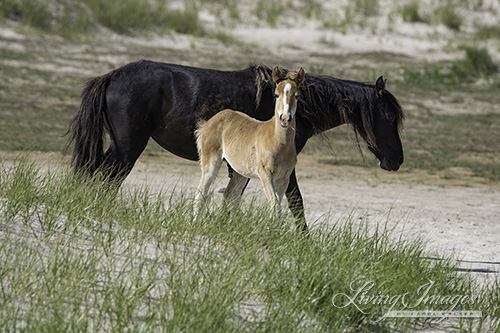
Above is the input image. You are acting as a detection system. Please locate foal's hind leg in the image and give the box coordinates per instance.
[195,153,223,212]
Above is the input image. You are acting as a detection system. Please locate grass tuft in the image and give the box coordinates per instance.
[461,46,499,76]
[355,0,378,17]
[401,2,428,23]
[475,25,500,40]
[439,6,462,31]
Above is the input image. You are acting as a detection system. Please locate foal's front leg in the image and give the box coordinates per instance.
[257,168,280,209]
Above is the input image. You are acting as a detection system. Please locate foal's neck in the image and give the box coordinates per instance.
[272,114,295,146]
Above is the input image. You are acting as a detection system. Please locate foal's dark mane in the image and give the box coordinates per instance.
[250,64,404,149]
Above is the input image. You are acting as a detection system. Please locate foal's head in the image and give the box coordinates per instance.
[272,66,305,128]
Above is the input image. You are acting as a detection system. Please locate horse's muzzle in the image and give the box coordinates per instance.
[379,155,403,171]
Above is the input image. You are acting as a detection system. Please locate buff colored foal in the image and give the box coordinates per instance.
[195,66,305,213]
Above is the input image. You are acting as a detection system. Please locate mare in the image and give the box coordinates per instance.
[195,67,305,218]
[68,60,405,231]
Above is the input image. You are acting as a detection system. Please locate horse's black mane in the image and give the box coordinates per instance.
[249,63,274,108]
[249,63,404,149]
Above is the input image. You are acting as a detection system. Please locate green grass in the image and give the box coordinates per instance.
[251,0,324,27]
[1,161,498,331]
[354,0,378,17]
[0,0,53,31]
[401,2,428,23]
[461,46,499,77]
[402,46,499,85]
[0,0,205,38]
[438,6,462,31]
[85,0,204,36]
[253,0,284,27]
[475,25,500,40]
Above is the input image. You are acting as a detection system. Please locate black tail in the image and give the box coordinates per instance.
[68,72,114,176]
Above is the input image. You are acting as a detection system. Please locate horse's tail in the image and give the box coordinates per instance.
[68,71,114,176]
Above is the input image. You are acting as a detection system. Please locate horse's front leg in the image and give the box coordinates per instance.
[285,169,308,233]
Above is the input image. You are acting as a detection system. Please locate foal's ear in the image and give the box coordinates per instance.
[272,66,284,83]
[375,76,386,97]
[296,67,305,85]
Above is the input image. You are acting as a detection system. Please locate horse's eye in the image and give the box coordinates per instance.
[295,94,300,99]
[387,113,396,122]
[275,93,279,99]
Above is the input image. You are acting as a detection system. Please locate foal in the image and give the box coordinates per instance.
[195,66,305,212]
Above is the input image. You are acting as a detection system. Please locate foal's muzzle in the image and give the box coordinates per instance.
[279,114,292,128]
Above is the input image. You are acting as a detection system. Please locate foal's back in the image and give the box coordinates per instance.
[197,109,271,178]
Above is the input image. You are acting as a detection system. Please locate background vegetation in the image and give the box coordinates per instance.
[0,0,204,38]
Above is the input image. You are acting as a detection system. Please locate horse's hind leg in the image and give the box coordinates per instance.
[102,84,157,187]
[102,124,152,187]
[285,169,308,233]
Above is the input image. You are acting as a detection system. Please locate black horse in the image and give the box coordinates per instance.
[69,60,404,231]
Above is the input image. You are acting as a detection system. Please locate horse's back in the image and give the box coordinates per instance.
[102,60,266,161]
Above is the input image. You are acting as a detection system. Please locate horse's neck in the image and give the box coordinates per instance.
[309,77,373,131]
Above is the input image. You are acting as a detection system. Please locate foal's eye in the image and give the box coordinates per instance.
[275,93,279,99]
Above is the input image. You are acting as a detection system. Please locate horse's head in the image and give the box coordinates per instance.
[272,66,305,128]
[365,76,405,171]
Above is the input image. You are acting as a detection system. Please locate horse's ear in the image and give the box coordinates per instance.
[272,66,283,83]
[375,76,386,97]
[296,67,305,85]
